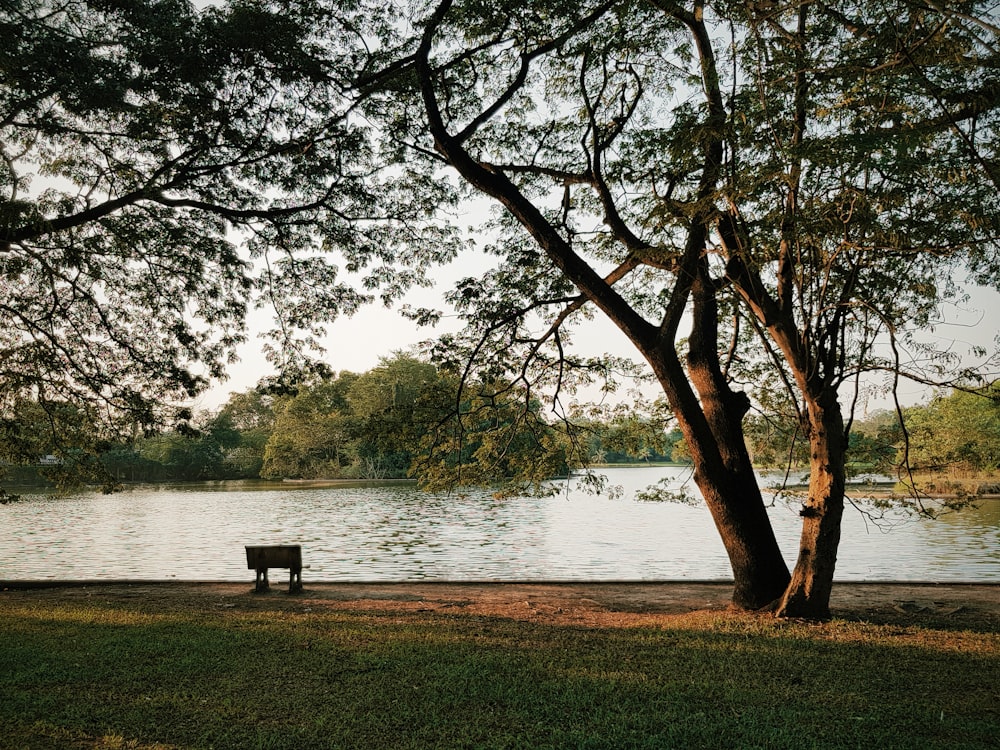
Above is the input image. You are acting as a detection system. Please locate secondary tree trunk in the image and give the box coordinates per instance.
[775,391,846,619]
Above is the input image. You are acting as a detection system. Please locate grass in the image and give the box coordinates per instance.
[0,597,997,749]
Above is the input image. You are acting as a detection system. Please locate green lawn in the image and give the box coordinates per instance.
[1,597,997,749]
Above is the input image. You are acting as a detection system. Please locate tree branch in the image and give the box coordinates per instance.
[415,0,658,350]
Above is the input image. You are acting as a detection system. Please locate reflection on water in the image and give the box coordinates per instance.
[2,467,997,581]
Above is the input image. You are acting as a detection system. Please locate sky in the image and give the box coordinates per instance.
[196,241,1000,417]
[196,242,665,410]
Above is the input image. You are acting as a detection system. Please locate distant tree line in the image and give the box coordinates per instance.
[4,354,997,494]
[742,383,1000,483]
[0,353,682,491]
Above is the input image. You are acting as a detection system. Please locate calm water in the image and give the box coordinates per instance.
[1,467,998,582]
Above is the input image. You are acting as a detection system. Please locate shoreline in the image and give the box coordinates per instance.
[6,473,999,500]
[765,482,1000,500]
[4,577,999,588]
[3,579,998,629]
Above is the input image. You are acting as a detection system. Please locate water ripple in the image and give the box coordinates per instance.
[2,468,997,581]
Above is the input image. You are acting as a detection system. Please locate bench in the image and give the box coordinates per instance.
[245,545,303,593]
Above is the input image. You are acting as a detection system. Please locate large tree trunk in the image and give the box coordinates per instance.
[691,454,793,610]
[775,391,846,619]
[646,267,791,611]
[652,362,791,609]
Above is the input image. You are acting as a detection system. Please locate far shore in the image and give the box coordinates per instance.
[277,469,1000,501]
[766,481,1000,500]
[766,482,1000,500]
[280,477,417,486]
[6,464,999,501]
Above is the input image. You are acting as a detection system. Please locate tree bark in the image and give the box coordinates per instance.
[646,349,791,610]
[774,391,846,619]
[646,267,790,610]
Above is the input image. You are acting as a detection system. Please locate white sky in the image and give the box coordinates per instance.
[196,247,1000,417]
[196,240,662,410]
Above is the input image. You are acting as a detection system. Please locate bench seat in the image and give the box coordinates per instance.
[245,544,303,593]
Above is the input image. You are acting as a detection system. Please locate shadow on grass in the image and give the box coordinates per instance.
[1,595,997,750]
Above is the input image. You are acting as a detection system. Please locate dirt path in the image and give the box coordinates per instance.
[3,580,998,630]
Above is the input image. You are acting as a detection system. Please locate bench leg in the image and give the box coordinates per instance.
[289,567,302,594]
[255,567,270,593]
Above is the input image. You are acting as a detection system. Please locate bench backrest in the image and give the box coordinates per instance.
[245,545,302,570]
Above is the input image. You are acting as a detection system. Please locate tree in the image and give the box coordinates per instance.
[412,372,574,492]
[1,0,457,487]
[0,396,109,496]
[260,374,357,479]
[210,389,280,477]
[345,353,446,478]
[569,402,680,465]
[253,353,571,485]
[707,1,1000,615]
[903,383,1000,474]
[317,0,999,615]
[352,0,793,609]
[138,430,225,481]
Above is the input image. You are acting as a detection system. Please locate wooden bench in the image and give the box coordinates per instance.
[245,545,303,593]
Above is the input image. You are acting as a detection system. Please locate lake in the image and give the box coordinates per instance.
[2,467,998,582]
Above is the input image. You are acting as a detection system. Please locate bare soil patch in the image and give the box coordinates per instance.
[3,580,997,630]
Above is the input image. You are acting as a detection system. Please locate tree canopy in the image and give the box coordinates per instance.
[0,0,457,456]
[903,382,1000,474]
